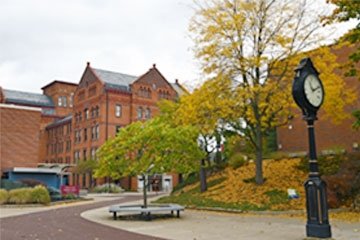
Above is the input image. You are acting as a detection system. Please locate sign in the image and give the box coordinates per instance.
[60,185,79,196]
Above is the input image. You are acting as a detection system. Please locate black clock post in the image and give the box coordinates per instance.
[292,58,332,238]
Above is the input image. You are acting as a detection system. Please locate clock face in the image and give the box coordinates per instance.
[304,74,323,107]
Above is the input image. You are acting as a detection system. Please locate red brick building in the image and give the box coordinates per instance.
[0,63,187,191]
[277,45,360,154]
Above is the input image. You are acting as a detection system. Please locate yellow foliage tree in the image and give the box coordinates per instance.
[189,0,356,185]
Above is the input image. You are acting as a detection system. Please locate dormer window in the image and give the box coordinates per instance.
[58,96,67,107]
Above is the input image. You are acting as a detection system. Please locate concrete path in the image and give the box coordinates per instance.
[82,198,360,240]
[0,193,164,240]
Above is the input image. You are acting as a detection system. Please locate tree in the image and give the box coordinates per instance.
[161,78,236,191]
[94,117,204,207]
[190,0,356,184]
[325,0,360,128]
[74,159,98,188]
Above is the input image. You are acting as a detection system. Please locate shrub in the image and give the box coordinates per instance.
[30,185,50,204]
[228,153,247,169]
[323,153,360,208]
[8,188,32,204]
[63,194,76,200]
[0,189,8,204]
[92,183,123,193]
[297,153,343,175]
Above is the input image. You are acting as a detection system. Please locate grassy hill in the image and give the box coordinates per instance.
[156,156,360,222]
[157,158,307,211]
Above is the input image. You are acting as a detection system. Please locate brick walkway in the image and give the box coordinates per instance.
[0,196,165,240]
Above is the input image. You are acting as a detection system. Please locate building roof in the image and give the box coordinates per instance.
[171,82,188,97]
[3,89,54,107]
[41,80,78,90]
[92,68,138,91]
[46,114,72,129]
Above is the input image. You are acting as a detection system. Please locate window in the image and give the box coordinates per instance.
[137,107,143,120]
[84,128,87,141]
[95,106,99,117]
[159,90,170,100]
[83,149,87,160]
[115,104,122,117]
[96,125,99,140]
[69,93,74,107]
[62,96,67,107]
[91,126,95,140]
[58,96,67,107]
[139,87,151,98]
[115,125,121,135]
[84,108,89,119]
[74,150,80,164]
[91,148,97,160]
[145,108,151,119]
[66,140,71,152]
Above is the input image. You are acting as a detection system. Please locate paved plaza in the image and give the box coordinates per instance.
[1,193,359,240]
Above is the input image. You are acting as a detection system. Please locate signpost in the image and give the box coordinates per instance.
[292,58,332,238]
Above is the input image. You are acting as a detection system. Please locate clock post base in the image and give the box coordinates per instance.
[306,223,331,238]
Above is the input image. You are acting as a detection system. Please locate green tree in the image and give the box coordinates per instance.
[190,0,356,184]
[326,0,360,128]
[75,159,98,188]
[94,117,204,207]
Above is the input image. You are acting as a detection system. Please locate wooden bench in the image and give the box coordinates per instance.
[109,204,185,220]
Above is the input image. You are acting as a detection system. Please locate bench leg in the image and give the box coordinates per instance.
[177,210,180,218]
[171,210,174,215]
[145,212,151,221]
[113,212,117,220]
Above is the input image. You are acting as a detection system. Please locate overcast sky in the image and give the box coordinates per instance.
[0,0,356,93]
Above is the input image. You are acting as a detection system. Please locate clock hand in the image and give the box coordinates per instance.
[309,81,316,91]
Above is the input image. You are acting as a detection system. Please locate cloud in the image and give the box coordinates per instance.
[0,0,198,93]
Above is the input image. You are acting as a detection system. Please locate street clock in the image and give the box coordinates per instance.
[292,58,325,120]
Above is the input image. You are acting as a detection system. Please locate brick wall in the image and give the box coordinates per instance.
[0,104,41,174]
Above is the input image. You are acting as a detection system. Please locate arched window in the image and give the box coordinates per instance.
[137,107,143,120]
[145,108,151,119]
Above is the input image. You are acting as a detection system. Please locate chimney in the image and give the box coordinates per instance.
[152,63,156,68]
[87,62,90,67]
[175,79,179,84]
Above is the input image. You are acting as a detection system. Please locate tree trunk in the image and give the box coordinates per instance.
[255,126,264,185]
[200,159,207,192]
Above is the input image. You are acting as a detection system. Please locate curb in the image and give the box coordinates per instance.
[184,206,352,216]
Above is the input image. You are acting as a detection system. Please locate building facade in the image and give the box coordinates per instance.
[0,63,187,190]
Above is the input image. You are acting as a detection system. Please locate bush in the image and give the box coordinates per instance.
[8,188,32,204]
[323,153,360,208]
[297,153,343,175]
[63,194,77,200]
[228,153,247,169]
[92,183,123,193]
[0,189,8,204]
[30,185,50,204]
